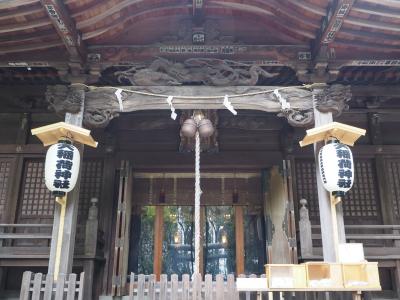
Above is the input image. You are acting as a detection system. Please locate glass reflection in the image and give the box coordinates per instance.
[204,206,235,277]
[162,206,194,277]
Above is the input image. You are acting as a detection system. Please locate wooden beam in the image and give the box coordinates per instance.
[235,206,245,275]
[40,0,85,63]
[313,0,355,58]
[88,44,308,66]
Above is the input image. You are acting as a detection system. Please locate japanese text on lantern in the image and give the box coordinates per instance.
[336,143,352,189]
[53,143,74,190]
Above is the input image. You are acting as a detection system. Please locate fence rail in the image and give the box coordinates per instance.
[129,273,240,300]
[19,271,84,300]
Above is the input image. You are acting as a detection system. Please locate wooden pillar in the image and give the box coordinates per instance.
[312,88,346,262]
[48,86,85,276]
[153,206,164,280]
[235,206,245,275]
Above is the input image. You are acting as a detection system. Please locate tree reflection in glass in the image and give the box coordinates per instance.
[163,206,194,277]
[136,206,155,274]
[204,206,235,278]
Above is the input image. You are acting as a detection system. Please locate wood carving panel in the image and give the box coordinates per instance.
[46,84,351,129]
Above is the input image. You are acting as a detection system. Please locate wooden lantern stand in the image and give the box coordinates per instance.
[300,122,367,299]
[31,122,97,280]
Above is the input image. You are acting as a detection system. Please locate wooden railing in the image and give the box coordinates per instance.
[0,198,102,260]
[19,271,84,300]
[298,199,400,260]
[0,223,52,258]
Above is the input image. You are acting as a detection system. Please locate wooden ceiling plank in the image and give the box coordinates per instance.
[352,4,400,19]
[0,4,44,20]
[0,33,57,46]
[333,40,400,53]
[269,0,321,29]
[40,0,86,63]
[0,18,51,34]
[338,28,400,46]
[0,0,39,10]
[358,0,400,9]
[284,0,326,16]
[82,5,189,41]
[209,1,316,39]
[0,41,64,55]
[345,16,400,32]
[76,0,161,29]
[211,0,320,29]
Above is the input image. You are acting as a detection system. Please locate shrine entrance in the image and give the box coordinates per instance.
[127,172,266,278]
[108,111,298,295]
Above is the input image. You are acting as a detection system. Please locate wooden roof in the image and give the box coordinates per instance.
[0,0,399,85]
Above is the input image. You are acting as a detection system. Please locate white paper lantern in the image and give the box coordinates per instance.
[45,140,80,196]
[318,141,354,196]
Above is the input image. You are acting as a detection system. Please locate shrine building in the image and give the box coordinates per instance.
[0,1,399,300]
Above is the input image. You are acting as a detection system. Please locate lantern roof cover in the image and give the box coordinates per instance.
[31,122,98,148]
[299,122,366,147]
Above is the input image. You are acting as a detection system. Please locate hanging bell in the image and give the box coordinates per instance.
[181,118,197,138]
[198,118,214,138]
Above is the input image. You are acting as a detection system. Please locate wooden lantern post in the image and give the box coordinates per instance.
[32,122,97,280]
[300,122,366,262]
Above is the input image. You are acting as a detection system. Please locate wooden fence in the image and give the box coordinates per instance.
[129,273,239,300]
[19,271,84,300]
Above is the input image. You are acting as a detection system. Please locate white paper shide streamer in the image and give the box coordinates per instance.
[274,89,290,111]
[115,89,124,112]
[166,96,177,120]
[223,95,237,115]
